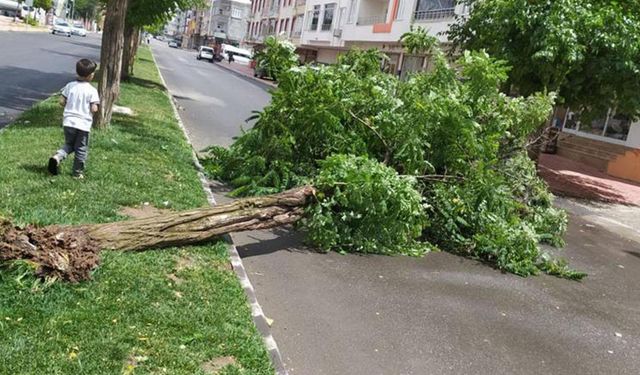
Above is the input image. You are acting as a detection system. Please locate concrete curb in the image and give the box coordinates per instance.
[213,61,276,92]
[150,47,288,375]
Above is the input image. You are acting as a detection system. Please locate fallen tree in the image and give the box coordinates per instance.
[1,30,587,283]
[0,187,315,282]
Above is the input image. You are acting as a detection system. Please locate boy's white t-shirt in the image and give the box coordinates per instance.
[61,81,100,132]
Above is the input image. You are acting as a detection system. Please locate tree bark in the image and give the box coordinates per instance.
[121,24,139,80]
[87,186,314,251]
[0,187,315,282]
[95,0,129,129]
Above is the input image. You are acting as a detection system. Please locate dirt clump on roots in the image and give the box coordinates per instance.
[0,219,101,282]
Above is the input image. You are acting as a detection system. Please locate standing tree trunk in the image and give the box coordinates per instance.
[0,187,315,282]
[95,0,129,129]
[121,23,139,80]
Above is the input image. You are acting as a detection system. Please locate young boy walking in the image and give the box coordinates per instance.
[48,59,100,178]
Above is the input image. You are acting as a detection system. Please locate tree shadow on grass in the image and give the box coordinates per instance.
[20,163,49,176]
[110,113,177,147]
[124,76,166,92]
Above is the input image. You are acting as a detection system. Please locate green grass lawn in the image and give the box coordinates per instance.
[0,47,273,375]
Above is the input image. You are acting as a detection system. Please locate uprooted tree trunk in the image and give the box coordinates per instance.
[0,186,315,282]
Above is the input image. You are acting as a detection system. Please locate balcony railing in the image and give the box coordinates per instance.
[413,8,456,21]
[356,14,387,26]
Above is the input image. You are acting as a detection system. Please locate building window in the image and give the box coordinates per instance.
[285,18,290,33]
[347,0,355,24]
[231,7,242,18]
[309,5,320,31]
[321,3,336,31]
[396,0,405,20]
[414,0,456,21]
[562,109,632,142]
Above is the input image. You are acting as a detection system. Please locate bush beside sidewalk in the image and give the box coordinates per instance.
[0,46,273,374]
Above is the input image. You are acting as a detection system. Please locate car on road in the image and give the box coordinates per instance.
[168,40,178,48]
[71,23,87,37]
[220,44,252,65]
[196,46,215,62]
[52,20,72,37]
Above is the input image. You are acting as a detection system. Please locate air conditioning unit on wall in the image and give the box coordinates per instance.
[333,28,342,38]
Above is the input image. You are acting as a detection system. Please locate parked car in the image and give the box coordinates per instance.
[71,23,87,37]
[196,46,215,62]
[220,44,252,65]
[52,20,72,37]
[168,40,178,48]
[18,5,35,19]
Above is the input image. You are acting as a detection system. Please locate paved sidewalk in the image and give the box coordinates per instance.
[0,15,48,32]
[539,153,640,206]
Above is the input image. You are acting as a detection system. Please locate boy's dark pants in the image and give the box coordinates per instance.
[55,127,89,175]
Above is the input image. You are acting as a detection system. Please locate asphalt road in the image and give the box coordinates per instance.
[152,43,640,375]
[151,40,271,151]
[0,31,101,128]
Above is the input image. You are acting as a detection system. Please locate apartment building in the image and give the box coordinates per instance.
[205,0,252,45]
[175,0,251,49]
[245,0,317,61]
[300,0,465,73]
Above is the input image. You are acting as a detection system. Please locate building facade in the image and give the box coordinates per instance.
[245,0,317,61]
[299,0,466,69]
[173,0,251,49]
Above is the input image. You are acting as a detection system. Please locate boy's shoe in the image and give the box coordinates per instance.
[73,173,84,180]
[48,156,60,175]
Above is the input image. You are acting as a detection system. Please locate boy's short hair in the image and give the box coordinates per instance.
[76,59,97,78]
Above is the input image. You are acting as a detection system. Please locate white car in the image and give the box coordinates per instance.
[220,44,252,65]
[52,21,72,37]
[197,46,215,62]
[71,24,87,37]
[168,40,178,48]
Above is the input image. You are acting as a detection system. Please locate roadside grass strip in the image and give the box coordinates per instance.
[0,46,274,375]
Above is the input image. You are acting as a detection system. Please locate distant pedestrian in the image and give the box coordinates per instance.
[228,52,234,64]
[48,59,100,179]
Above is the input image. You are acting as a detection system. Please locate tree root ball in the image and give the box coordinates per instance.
[0,219,101,282]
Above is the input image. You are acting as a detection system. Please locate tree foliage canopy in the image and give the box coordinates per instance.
[449,0,640,120]
[74,0,101,21]
[253,35,299,81]
[127,0,203,28]
[33,0,53,11]
[202,33,584,279]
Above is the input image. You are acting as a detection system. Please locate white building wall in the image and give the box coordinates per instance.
[316,48,340,63]
[626,123,640,148]
[300,0,466,50]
